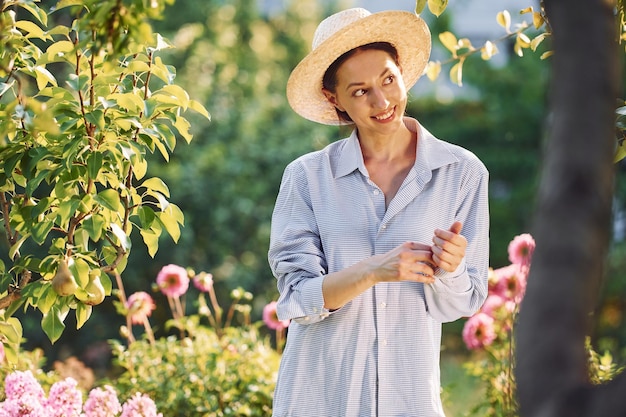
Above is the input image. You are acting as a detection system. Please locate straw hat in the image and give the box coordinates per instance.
[286,8,431,125]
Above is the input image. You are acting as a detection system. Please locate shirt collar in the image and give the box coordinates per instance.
[333,117,459,179]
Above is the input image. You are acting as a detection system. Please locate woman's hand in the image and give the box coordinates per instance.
[371,241,436,284]
[431,221,467,273]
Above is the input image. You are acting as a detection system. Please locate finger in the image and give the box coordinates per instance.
[406,241,432,251]
[449,221,463,235]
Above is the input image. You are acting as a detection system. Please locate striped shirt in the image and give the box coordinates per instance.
[268,117,489,417]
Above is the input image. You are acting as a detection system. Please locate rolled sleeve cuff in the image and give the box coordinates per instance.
[292,276,331,325]
[432,259,471,293]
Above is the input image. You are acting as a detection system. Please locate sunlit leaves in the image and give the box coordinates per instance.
[425,61,442,81]
[428,0,448,17]
[415,0,427,15]
[497,10,512,33]
[0,0,209,345]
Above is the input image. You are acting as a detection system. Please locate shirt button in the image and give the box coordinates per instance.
[382,339,388,346]
[373,189,380,195]
[380,302,387,308]
[381,224,387,230]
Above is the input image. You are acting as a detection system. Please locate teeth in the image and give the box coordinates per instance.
[375,108,394,120]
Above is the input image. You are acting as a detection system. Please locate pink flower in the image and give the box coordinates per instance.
[193,272,214,293]
[0,394,50,417]
[462,312,497,350]
[45,378,82,417]
[480,294,506,317]
[263,301,290,331]
[493,264,527,303]
[126,292,156,325]
[508,233,536,267]
[120,393,162,417]
[156,264,189,298]
[83,385,122,417]
[0,341,5,364]
[3,370,45,402]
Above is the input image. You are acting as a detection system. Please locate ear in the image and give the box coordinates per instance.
[322,88,345,112]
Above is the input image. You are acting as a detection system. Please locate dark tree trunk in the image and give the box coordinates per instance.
[516,0,622,416]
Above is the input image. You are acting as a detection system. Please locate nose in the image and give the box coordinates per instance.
[369,87,389,110]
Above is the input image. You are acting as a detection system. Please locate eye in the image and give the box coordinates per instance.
[383,75,395,85]
[353,89,366,97]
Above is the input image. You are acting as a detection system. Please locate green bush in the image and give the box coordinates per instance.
[108,325,279,417]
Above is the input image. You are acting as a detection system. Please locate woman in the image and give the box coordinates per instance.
[268,8,489,417]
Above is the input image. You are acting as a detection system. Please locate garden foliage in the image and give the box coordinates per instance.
[0,0,208,356]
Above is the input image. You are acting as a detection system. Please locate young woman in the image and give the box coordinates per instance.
[268,8,489,417]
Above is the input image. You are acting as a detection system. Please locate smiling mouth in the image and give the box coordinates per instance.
[374,107,395,121]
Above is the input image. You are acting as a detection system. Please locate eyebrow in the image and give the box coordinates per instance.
[344,67,393,91]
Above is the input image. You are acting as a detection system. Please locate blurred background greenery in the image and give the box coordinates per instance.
[3,0,625,414]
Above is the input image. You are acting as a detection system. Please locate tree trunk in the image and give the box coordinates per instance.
[515,0,622,416]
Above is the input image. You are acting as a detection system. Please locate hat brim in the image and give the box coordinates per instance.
[286,11,431,126]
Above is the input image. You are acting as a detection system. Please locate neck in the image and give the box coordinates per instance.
[358,123,415,162]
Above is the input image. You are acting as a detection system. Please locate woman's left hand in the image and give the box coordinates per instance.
[431,221,467,273]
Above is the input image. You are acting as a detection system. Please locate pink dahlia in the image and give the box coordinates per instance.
[83,385,122,417]
[193,272,214,293]
[493,263,527,303]
[507,233,536,267]
[125,292,156,325]
[462,312,497,350]
[263,301,290,331]
[156,264,189,298]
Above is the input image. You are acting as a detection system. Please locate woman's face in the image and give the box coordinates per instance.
[324,48,408,136]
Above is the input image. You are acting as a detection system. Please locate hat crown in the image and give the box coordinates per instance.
[311,8,371,50]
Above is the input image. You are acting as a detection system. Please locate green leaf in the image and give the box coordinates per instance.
[87,151,104,179]
[156,203,184,243]
[141,177,170,197]
[428,0,448,17]
[497,10,512,33]
[174,116,193,143]
[34,66,57,89]
[439,31,458,54]
[140,228,160,257]
[415,0,428,14]
[615,140,626,163]
[83,214,106,241]
[110,223,131,251]
[55,198,81,228]
[16,2,48,26]
[137,206,156,228]
[188,99,210,120]
[0,80,15,96]
[42,305,69,344]
[37,285,58,315]
[108,93,145,113]
[9,234,29,260]
[95,189,121,211]
[15,20,50,40]
[75,303,93,329]
[0,317,23,344]
[85,110,105,131]
[32,220,53,245]
[70,257,90,287]
[450,58,465,86]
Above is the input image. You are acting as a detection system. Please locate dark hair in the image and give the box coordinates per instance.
[322,42,399,123]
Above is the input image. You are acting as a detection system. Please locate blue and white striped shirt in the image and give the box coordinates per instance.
[268,117,489,417]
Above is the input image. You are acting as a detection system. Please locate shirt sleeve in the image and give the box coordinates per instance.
[424,160,490,323]
[268,161,331,325]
